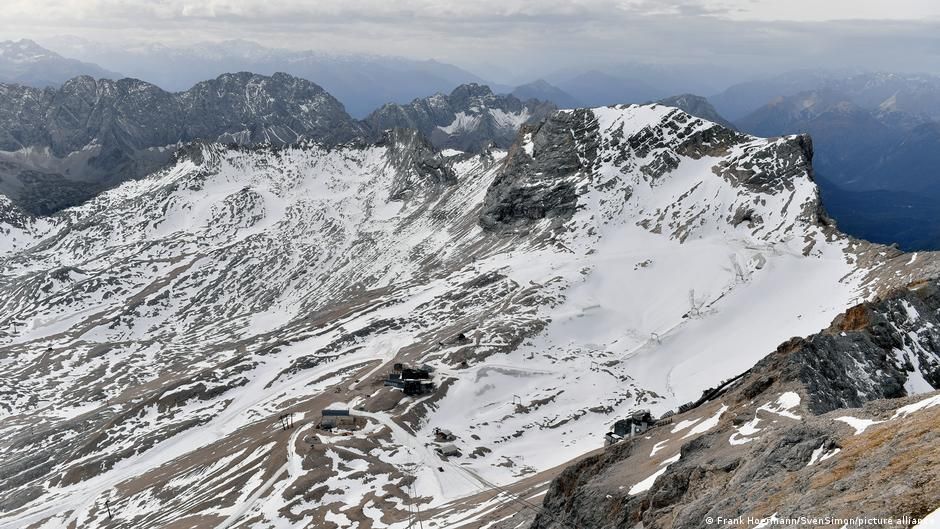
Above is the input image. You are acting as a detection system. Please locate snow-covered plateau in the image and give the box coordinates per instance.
[0,104,937,528]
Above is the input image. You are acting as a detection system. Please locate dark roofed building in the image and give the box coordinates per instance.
[606,409,654,446]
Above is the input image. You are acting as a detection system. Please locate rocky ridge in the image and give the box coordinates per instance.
[0,72,366,214]
[365,83,556,152]
[655,93,735,130]
[530,281,940,529]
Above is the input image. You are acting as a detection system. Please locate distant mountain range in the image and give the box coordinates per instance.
[554,70,664,108]
[733,83,940,194]
[712,70,940,122]
[510,80,581,109]
[729,75,940,250]
[367,83,556,152]
[0,72,558,215]
[0,38,750,122]
[0,39,118,87]
[0,72,365,214]
[708,70,847,122]
[736,89,894,187]
[42,37,491,118]
[3,38,940,252]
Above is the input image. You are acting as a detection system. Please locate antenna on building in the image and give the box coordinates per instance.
[688,289,702,317]
[731,256,746,282]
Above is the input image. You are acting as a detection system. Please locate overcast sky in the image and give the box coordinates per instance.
[2,0,939,82]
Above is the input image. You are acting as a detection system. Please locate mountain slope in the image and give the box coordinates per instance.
[511,80,581,109]
[0,104,937,528]
[0,72,365,214]
[557,70,665,107]
[366,83,556,152]
[0,39,118,87]
[531,282,940,529]
[733,84,940,251]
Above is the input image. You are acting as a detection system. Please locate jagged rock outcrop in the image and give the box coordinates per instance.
[479,109,598,231]
[479,104,820,237]
[530,280,940,529]
[0,72,366,214]
[365,83,556,153]
[757,281,940,413]
[381,128,457,200]
[655,94,736,130]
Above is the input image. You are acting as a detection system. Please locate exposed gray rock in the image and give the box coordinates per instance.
[479,109,598,232]
[0,72,366,214]
[530,280,940,529]
[713,133,814,195]
[758,282,940,414]
[365,83,556,153]
[381,128,457,201]
[655,94,736,130]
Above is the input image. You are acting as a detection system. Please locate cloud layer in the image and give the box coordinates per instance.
[1,0,938,83]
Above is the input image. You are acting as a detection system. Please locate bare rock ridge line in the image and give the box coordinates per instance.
[366,82,557,153]
[0,73,555,215]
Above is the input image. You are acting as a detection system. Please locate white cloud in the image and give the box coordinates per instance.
[723,0,940,21]
[2,0,936,27]
[1,0,938,83]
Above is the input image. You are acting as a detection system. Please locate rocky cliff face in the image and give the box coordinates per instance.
[365,83,556,152]
[0,72,365,214]
[381,128,457,200]
[479,109,597,231]
[530,281,940,529]
[0,76,555,216]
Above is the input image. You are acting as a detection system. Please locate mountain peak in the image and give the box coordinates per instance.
[0,71,365,214]
[655,93,735,129]
[448,82,495,100]
[366,82,556,153]
[0,39,118,88]
[0,39,61,64]
[524,79,553,89]
[511,79,581,109]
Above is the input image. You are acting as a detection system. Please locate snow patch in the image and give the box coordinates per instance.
[629,453,681,495]
[892,393,940,419]
[682,405,727,439]
[834,416,882,435]
[756,392,802,420]
[729,417,761,446]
